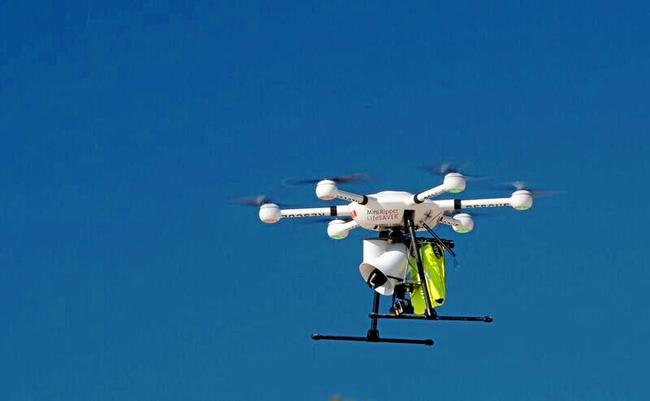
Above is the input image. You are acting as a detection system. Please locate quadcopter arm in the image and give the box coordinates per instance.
[280,205,352,219]
[438,214,462,227]
[433,190,532,211]
[316,180,367,204]
[433,198,511,211]
[259,204,352,224]
[432,192,533,233]
[438,213,474,233]
[411,173,467,203]
[265,202,358,239]
[412,184,448,203]
[333,189,367,204]
[327,219,359,239]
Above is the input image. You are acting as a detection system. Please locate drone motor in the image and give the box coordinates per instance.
[258,203,281,223]
[451,213,474,233]
[327,219,351,240]
[510,190,533,210]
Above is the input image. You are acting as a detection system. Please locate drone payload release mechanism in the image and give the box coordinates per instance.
[249,167,542,346]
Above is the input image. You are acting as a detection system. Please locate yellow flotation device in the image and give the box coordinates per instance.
[409,242,446,315]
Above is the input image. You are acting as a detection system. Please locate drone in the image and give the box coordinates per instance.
[239,165,544,346]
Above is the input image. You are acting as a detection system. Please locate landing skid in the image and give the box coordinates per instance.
[372,313,492,323]
[312,333,434,346]
[311,292,491,347]
[312,291,435,346]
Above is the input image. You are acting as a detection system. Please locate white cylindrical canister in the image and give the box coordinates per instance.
[359,241,408,296]
[362,239,388,264]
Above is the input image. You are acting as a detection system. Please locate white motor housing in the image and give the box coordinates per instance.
[452,213,474,233]
[316,179,337,200]
[258,203,281,224]
[327,219,349,240]
[510,190,533,211]
[443,172,466,194]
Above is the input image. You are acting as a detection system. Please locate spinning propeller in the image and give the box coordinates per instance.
[283,173,369,187]
[230,195,291,208]
[494,181,556,198]
[419,162,486,181]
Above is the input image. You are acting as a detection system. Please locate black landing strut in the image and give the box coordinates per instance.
[312,292,435,346]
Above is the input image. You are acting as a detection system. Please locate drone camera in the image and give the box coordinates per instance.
[366,269,388,288]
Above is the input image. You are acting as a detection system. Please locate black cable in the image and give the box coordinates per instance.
[422,222,456,257]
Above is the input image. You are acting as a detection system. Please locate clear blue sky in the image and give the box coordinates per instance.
[2,1,650,400]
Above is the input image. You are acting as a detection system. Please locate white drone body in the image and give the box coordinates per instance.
[252,171,535,344]
[259,172,533,240]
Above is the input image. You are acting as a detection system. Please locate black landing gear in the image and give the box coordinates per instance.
[312,292,435,346]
